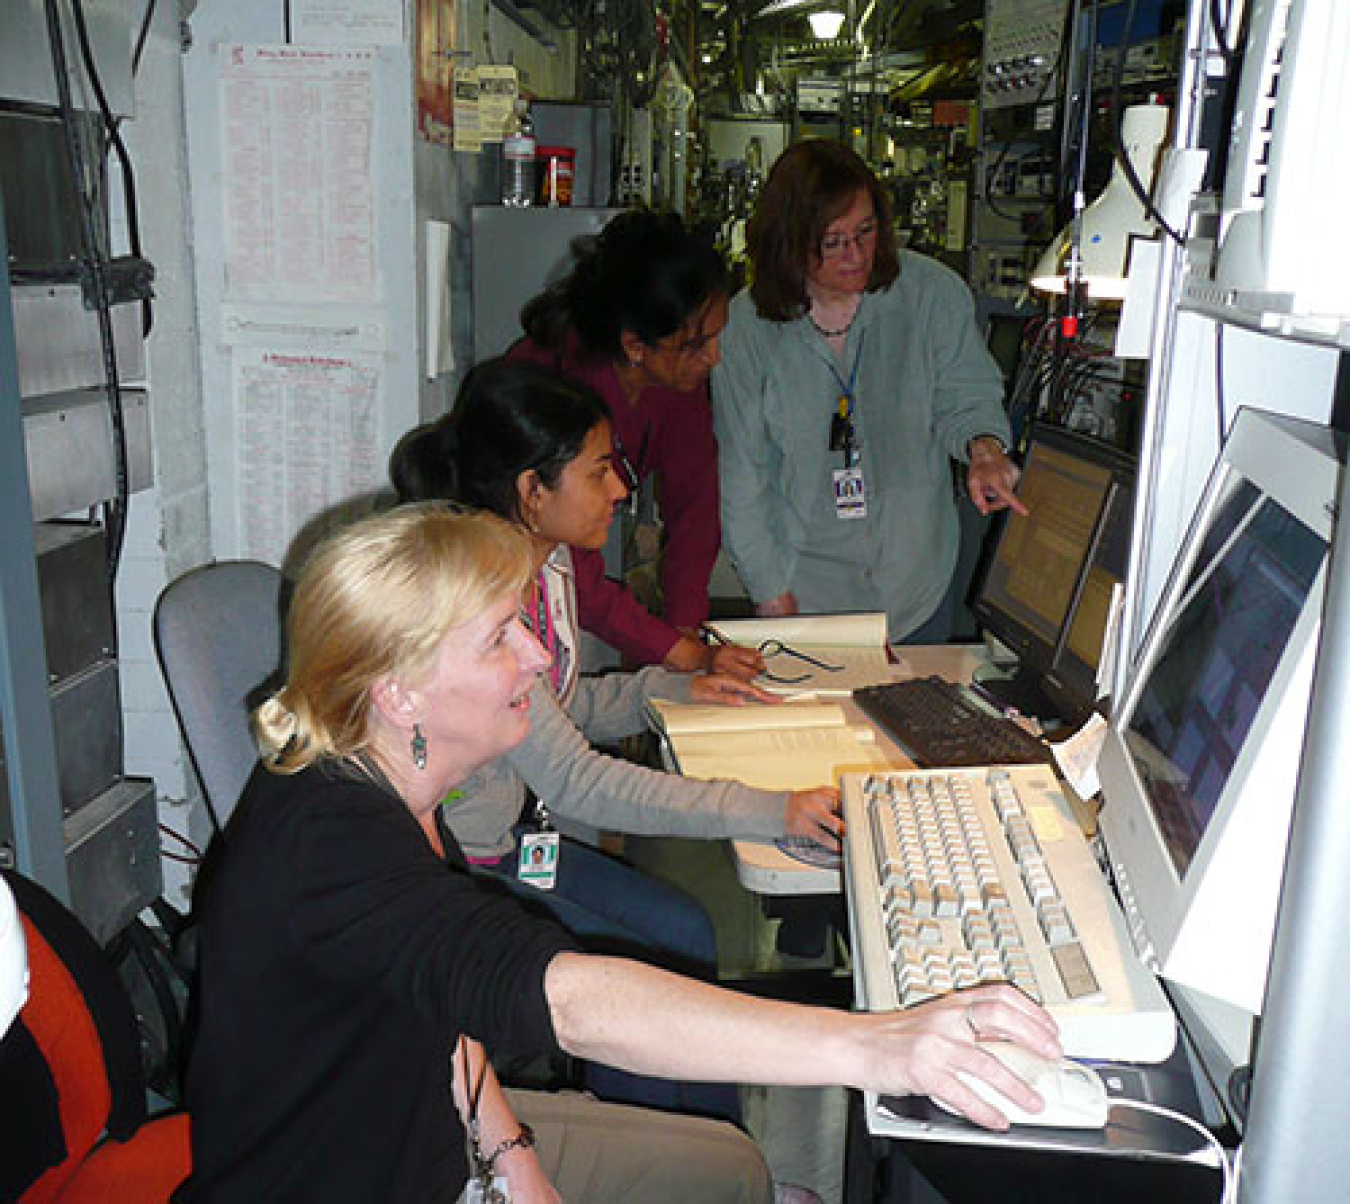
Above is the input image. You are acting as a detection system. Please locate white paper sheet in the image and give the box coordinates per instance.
[219,45,378,302]
[424,219,454,378]
[292,0,405,45]
[232,347,383,564]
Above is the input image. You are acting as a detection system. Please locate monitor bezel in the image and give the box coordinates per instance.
[972,422,1136,711]
[1098,408,1341,1032]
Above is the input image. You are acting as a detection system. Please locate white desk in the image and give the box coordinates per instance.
[664,646,1216,1181]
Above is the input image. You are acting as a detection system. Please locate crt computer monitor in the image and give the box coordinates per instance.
[1097,407,1342,1096]
[972,423,1135,722]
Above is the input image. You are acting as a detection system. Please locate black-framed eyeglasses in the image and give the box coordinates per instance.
[757,639,844,685]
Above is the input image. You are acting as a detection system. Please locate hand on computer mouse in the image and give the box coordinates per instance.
[785,787,842,850]
[934,1041,1110,1130]
[850,985,1061,1132]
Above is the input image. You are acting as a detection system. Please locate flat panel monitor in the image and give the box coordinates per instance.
[972,423,1135,722]
[1042,470,1136,725]
[1097,407,1342,1091]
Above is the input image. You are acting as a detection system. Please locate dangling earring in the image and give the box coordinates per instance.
[410,724,428,771]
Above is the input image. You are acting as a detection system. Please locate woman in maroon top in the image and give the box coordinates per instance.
[510,211,763,681]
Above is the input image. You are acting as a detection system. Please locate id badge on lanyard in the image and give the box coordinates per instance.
[833,465,867,519]
[519,794,560,890]
[825,332,866,519]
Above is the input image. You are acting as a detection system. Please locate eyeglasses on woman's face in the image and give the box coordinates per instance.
[819,218,878,260]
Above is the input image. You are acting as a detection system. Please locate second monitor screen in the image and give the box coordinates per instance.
[981,440,1115,652]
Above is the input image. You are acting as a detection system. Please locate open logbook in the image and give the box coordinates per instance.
[703,612,895,696]
[647,696,895,793]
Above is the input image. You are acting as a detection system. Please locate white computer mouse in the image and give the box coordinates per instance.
[938,1040,1110,1129]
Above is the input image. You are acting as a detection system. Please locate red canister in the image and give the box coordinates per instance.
[537,145,575,206]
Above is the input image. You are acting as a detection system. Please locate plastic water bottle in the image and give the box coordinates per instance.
[502,99,536,207]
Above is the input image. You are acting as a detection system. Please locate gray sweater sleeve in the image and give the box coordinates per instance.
[564,664,694,744]
[509,681,790,840]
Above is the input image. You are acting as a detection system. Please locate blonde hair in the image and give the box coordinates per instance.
[254,503,533,773]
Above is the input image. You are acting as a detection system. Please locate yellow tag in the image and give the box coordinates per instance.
[1027,805,1064,841]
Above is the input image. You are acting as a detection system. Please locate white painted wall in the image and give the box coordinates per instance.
[115,0,215,906]
[111,0,572,903]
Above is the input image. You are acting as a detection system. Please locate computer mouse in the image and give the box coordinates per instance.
[938,1040,1110,1129]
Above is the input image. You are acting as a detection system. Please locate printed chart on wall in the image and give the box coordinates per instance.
[232,349,383,565]
[218,44,378,303]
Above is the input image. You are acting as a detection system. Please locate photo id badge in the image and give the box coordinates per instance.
[466,1175,510,1203]
[518,830,560,891]
[833,467,867,519]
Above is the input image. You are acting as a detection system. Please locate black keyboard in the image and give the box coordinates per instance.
[853,676,1054,768]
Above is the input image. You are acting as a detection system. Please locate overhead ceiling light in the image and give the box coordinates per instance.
[1031,102,1170,302]
[808,8,845,38]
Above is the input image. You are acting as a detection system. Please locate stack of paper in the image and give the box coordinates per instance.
[648,697,897,791]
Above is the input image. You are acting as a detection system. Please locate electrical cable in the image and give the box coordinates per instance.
[1208,0,1237,71]
[1062,0,1100,324]
[159,821,203,864]
[1107,0,1185,247]
[43,0,130,586]
[1107,1098,1236,1202]
[131,0,159,78]
[71,0,153,337]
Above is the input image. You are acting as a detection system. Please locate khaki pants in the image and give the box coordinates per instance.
[457,1089,773,1204]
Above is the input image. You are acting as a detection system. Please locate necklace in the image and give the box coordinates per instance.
[809,302,860,339]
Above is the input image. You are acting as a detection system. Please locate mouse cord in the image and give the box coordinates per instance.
[1108,1098,1237,1203]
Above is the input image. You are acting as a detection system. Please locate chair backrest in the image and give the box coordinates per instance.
[154,560,284,832]
[2,869,146,1200]
[2,870,191,1204]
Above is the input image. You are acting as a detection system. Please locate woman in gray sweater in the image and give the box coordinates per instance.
[391,358,840,1118]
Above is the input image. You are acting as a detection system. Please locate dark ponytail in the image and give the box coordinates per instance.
[390,420,459,507]
[390,358,610,525]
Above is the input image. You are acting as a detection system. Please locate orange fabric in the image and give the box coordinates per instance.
[17,914,112,1204]
[53,1114,192,1204]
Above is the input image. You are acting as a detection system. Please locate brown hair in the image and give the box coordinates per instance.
[747,139,900,322]
[253,504,533,774]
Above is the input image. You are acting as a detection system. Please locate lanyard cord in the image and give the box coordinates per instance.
[531,568,562,695]
[822,327,866,420]
[820,328,866,468]
[461,1040,489,1181]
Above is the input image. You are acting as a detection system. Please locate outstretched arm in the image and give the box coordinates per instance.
[544,953,1061,1131]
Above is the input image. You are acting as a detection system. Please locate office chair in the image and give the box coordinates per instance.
[1,869,190,1203]
[153,560,285,833]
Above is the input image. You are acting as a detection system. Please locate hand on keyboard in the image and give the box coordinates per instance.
[853,984,1062,1132]
[785,786,843,850]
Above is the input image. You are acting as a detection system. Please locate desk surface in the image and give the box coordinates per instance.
[728,644,1098,896]
[676,644,1213,1170]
